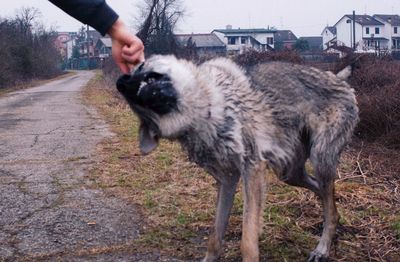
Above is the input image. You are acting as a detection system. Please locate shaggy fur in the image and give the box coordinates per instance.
[116,55,359,262]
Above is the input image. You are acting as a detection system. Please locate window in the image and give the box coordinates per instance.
[366,27,370,34]
[375,27,380,34]
[267,37,274,45]
[367,40,380,48]
[395,27,398,34]
[393,39,400,49]
[241,37,247,44]
[227,37,237,45]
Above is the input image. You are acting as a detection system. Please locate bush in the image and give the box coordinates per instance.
[0,8,62,89]
[233,49,303,67]
[353,58,400,149]
[335,54,400,149]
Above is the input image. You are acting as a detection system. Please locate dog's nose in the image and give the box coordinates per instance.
[116,74,131,92]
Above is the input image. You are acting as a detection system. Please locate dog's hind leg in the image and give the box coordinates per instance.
[307,162,338,262]
[241,163,267,262]
[307,152,341,261]
[278,147,321,197]
[203,176,239,262]
[280,163,321,196]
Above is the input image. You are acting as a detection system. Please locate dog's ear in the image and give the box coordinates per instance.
[139,122,159,155]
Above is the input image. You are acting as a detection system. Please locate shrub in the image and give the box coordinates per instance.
[336,54,400,149]
[233,49,303,67]
[0,8,62,89]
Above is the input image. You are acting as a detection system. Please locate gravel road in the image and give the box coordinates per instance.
[0,72,168,261]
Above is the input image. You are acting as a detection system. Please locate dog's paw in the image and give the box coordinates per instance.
[307,250,329,262]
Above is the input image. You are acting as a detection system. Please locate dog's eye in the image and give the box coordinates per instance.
[147,78,156,84]
[144,72,165,83]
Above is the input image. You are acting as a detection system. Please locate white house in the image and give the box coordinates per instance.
[321,26,337,50]
[373,14,400,50]
[212,26,276,54]
[335,14,387,51]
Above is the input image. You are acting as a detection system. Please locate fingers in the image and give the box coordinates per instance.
[121,51,143,65]
[108,18,145,73]
[117,62,131,74]
[122,42,144,59]
[122,40,143,55]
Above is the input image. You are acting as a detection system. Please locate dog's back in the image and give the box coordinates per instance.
[197,59,359,173]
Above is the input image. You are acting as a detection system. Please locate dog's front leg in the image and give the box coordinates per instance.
[241,163,266,262]
[203,177,239,262]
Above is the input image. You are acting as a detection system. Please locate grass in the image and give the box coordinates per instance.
[82,72,400,261]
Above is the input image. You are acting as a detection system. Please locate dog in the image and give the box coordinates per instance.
[116,55,359,261]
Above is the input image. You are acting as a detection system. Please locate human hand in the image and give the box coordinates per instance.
[108,18,144,74]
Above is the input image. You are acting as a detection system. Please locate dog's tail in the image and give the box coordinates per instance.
[336,66,352,81]
[335,53,367,81]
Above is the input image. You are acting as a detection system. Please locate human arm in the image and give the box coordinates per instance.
[108,18,145,73]
[49,0,144,72]
[49,0,118,36]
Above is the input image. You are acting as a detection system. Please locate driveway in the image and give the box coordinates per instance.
[0,72,160,261]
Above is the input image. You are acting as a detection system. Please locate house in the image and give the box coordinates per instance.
[95,37,112,58]
[212,26,277,54]
[321,26,337,50]
[80,30,102,57]
[274,30,298,50]
[299,36,323,51]
[334,14,387,51]
[175,33,226,56]
[65,39,75,60]
[54,32,77,59]
[373,14,400,50]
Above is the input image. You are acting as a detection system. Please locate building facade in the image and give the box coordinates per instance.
[324,14,400,53]
[176,33,226,56]
[373,14,400,50]
[213,27,276,54]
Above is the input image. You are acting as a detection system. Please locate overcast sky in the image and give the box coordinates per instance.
[1,0,400,37]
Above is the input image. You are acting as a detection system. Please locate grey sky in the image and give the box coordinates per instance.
[1,0,400,37]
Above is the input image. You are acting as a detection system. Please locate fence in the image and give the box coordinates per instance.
[63,57,101,70]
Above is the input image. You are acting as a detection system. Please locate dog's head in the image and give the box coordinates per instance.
[116,55,197,155]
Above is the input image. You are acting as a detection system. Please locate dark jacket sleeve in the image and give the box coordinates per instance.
[49,0,119,36]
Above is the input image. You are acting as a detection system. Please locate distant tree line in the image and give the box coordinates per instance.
[0,7,62,89]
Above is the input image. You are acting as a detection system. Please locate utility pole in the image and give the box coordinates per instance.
[86,24,90,69]
[353,10,356,50]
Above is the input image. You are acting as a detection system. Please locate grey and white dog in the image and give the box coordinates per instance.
[116,55,359,261]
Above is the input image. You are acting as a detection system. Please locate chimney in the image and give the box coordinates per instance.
[226,25,233,30]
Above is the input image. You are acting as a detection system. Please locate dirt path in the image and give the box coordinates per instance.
[0,72,161,261]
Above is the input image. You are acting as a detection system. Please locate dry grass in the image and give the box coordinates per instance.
[82,72,400,261]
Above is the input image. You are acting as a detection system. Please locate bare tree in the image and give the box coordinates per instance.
[0,7,61,88]
[135,0,185,55]
[15,7,41,37]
